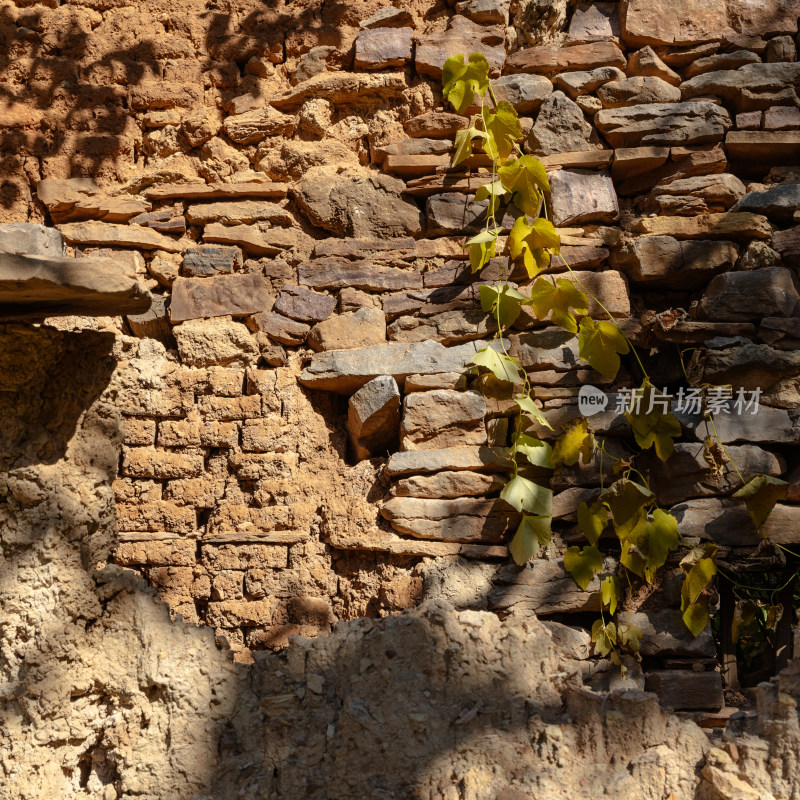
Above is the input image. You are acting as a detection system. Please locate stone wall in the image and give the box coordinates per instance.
[2,0,800,729]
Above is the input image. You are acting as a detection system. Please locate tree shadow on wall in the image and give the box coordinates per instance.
[0,322,717,800]
[0,0,366,209]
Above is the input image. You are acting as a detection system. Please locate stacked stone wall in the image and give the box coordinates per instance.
[2,0,800,709]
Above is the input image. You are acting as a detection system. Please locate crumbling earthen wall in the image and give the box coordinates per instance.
[3,0,800,796]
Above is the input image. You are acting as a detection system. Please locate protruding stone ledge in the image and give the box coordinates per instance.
[0,251,151,319]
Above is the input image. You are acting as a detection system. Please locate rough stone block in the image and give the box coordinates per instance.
[0,222,64,256]
[393,470,505,499]
[114,538,196,567]
[347,375,401,461]
[174,316,260,368]
[507,41,625,75]
[182,245,242,277]
[116,501,196,534]
[354,26,413,69]
[645,670,724,711]
[308,307,386,352]
[241,418,296,453]
[698,267,799,321]
[273,284,336,323]
[158,417,239,448]
[549,170,619,226]
[401,390,487,451]
[611,236,737,286]
[380,497,518,543]
[170,272,272,322]
[202,543,289,570]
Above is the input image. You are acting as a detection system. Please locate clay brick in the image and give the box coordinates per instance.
[228,453,299,481]
[241,418,296,452]
[158,418,239,448]
[207,599,276,627]
[122,418,156,446]
[163,478,226,508]
[118,387,192,417]
[202,543,290,570]
[116,500,196,533]
[207,504,294,533]
[148,566,211,600]
[195,395,262,420]
[113,478,162,504]
[122,447,205,479]
[211,570,245,601]
[114,539,196,567]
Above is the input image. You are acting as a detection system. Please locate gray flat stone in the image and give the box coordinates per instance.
[645,671,723,711]
[698,267,800,321]
[347,375,401,461]
[549,169,619,226]
[595,101,732,148]
[0,223,64,257]
[401,389,487,450]
[299,339,507,393]
[732,184,800,224]
[0,251,150,319]
[620,609,716,657]
[385,445,512,477]
[611,236,738,287]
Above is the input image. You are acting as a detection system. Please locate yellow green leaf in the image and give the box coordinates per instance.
[683,557,717,607]
[452,125,485,167]
[474,180,509,218]
[479,282,526,327]
[514,433,554,468]
[601,479,654,539]
[514,394,553,430]
[472,346,523,384]
[617,622,642,652]
[601,575,620,615]
[682,601,710,638]
[498,154,551,215]
[501,475,553,516]
[529,276,589,334]
[564,544,603,590]
[552,418,594,467]
[442,53,489,114]
[482,101,523,161]
[509,514,551,565]
[732,474,789,530]
[577,500,608,546]
[591,619,617,656]
[625,379,682,462]
[577,317,630,380]
[507,216,561,278]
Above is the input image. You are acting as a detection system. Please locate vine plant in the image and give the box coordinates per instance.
[441,53,790,670]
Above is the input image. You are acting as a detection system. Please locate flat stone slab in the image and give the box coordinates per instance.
[381,497,518,543]
[611,236,737,287]
[385,445,512,477]
[672,498,800,545]
[732,184,800,223]
[170,272,272,322]
[0,222,64,256]
[489,559,613,615]
[59,221,182,252]
[0,251,151,318]
[595,102,732,148]
[620,609,716,657]
[645,670,723,711]
[299,339,507,393]
[549,170,619,226]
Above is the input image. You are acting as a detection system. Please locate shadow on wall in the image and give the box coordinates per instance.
[1,322,795,800]
[0,0,381,213]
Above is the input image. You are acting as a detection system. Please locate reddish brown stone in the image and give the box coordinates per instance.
[170,272,272,322]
